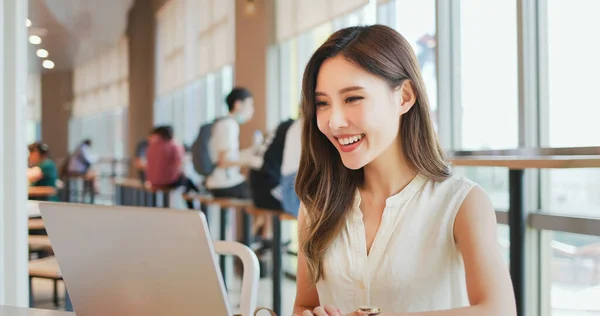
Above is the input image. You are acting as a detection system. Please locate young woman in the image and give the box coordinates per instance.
[293,25,515,316]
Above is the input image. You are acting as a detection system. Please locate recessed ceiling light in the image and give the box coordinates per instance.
[26,19,32,27]
[42,60,55,69]
[29,35,41,45]
[36,49,49,58]
[245,0,256,16]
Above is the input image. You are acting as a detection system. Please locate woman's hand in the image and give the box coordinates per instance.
[300,305,344,315]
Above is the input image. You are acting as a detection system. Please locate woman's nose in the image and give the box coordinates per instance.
[329,104,349,130]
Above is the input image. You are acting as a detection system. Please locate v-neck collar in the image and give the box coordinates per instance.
[352,173,427,220]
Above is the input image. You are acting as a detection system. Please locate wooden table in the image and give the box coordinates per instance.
[450,150,600,316]
[451,155,600,169]
[0,306,73,315]
[28,187,56,199]
[29,218,45,230]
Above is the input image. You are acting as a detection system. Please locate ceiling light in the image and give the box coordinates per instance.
[36,49,49,58]
[29,35,41,45]
[42,60,55,69]
[26,19,31,27]
[245,0,256,16]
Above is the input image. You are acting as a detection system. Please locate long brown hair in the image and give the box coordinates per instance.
[295,25,451,285]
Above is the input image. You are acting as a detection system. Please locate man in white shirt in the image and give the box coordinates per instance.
[205,87,255,198]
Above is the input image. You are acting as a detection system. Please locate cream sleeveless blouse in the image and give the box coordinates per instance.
[315,174,476,314]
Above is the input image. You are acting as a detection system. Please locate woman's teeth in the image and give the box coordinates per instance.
[338,134,364,145]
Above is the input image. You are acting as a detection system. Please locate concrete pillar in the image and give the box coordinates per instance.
[235,0,276,148]
[127,0,155,175]
[41,71,73,160]
[0,0,30,306]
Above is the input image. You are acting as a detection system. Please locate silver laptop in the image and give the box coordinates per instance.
[40,203,233,316]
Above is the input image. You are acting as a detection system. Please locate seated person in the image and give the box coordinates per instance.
[247,118,296,257]
[146,126,198,205]
[279,117,302,218]
[65,138,97,198]
[27,142,59,201]
[67,139,95,176]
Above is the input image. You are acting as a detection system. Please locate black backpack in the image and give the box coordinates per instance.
[249,119,295,210]
[191,118,221,177]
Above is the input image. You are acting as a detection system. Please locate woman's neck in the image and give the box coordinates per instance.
[361,140,416,201]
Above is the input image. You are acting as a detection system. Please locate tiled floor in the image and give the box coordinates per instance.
[31,275,297,315]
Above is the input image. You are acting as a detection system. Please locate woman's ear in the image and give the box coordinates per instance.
[395,80,417,115]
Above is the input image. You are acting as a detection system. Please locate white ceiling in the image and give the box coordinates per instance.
[28,0,134,73]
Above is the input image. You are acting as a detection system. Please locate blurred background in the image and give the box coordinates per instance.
[1,0,599,315]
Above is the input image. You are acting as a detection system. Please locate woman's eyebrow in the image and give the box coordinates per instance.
[315,86,365,97]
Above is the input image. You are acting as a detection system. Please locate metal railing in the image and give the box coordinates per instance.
[55,157,130,204]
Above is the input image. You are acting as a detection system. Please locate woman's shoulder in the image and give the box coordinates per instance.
[443,173,477,187]
[424,173,479,198]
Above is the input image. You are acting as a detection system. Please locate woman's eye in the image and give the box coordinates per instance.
[346,96,363,104]
[315,101,329,107]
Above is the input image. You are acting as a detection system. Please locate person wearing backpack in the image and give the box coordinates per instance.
[202,87,255,198]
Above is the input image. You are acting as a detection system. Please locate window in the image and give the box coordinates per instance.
[332,7,365,31]
[452,1,518,210]
[453,166,510,210]
[545,0,600,148]
[279,38,299,120]
[542,231,600,315]
[542,0,600,218]
[172,89,186,141]
[278,24,327,121]
[377,1,396,28]
[26,121,40,145]
[221,65,234,107]
[205,74,216,122]
[457,0,518,150]
[388,0,438,114]
[215,66,234,118]
[184,80,203,145]
[154,94,174,127]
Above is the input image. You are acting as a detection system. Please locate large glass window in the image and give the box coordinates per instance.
[184,80,203,146]
[542,0,600,218]
[279,38,299,120]
[221,65,234,110]
[172,89,186,142]
[545,0,600,148]
[458,0,518,150]
[205,74,216,122]
[392,0,437,114]
[452,1,518,211]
